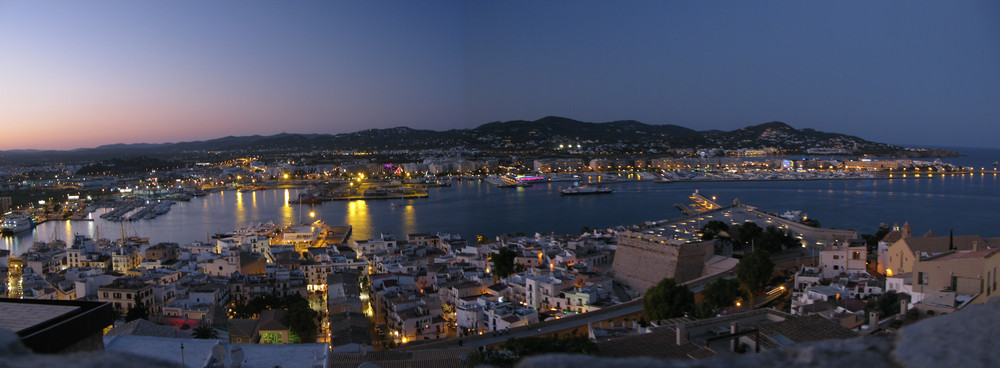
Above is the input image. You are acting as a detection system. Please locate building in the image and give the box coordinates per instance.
[257,309,290,344]
[110,246,142,273]
[0,298,114,353]
[611,232,716,292]
[228,319,260,343]
[329,311,373,353]
[888,243,1000,313]
[144,243,180,261]
[818,243,867,279]
[882,232,999,277]
[0,197,11,213]
[532,158,584,173]
[98,278,154,315]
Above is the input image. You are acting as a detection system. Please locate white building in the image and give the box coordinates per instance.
[818,243,867,279]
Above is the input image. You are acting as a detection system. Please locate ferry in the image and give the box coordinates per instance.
[560,185,613,196]
[1,216,34,235]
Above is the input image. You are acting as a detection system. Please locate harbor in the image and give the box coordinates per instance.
[3,173,998,256]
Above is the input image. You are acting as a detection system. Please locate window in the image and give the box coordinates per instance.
[833,265,839,270]
[833,255,839,260]
[852,251,861,260]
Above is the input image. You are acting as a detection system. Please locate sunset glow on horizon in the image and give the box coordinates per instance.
[1,1,998,150]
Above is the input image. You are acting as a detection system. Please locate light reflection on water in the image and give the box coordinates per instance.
[1,174,997,256]
[346,200,371,239]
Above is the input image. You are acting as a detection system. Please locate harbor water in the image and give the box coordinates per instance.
[2,171,998,256]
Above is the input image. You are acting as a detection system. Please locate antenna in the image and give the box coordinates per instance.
[211,344,226,367]
[230,345,244,368]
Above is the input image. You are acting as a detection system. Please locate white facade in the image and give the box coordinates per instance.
[819,244,867,279]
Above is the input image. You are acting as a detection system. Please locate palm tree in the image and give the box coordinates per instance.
[192,324,219,339]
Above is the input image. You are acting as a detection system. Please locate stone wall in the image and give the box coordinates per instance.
[611,233,713,292]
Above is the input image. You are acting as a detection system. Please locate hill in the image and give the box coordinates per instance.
[0,117,949,164]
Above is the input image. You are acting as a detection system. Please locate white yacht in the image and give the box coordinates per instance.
[1,216,34,234]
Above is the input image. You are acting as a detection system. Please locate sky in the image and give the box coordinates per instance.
[0,1,998,150]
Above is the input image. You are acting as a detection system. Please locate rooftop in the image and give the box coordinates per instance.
[0,302,78,333]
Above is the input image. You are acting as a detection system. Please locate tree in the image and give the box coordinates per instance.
[731,222,763,250]
[700,220,730,240]
[230,294,318,343]
[701,278,742,310]
[737,249,774,307]
[861,225,892,253]
[124,293,149,322]
[760,225,799,251]
[490,246,518,279]
[643,278,695,321]
[800,218,821,228]
[282,294,319,343]
[192,324,219,339]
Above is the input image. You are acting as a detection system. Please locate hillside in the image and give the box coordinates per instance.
[1,117,950,164]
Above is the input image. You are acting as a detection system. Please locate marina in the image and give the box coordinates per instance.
[2,172,998,256]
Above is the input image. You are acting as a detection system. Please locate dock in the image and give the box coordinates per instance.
[688,192,722,213]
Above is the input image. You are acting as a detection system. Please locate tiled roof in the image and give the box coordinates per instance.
[257,309,288,331]
[228,319,259,339]
[105,319,178,338]
[758,314,858,344]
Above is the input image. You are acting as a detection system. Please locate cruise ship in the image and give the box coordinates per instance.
[1,216,34,235]
[560,185,613,196]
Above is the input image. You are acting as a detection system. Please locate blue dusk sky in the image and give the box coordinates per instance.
[0,1,997,150]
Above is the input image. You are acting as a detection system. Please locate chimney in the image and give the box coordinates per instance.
[730,322,739,352]
[869,311,879,328]
[676,324,686,346]
[899,299,909,320]
[974,241,979,251]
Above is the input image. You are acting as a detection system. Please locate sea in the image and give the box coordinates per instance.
[3,147,998,255]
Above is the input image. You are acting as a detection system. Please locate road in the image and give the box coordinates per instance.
[399,298,644,350]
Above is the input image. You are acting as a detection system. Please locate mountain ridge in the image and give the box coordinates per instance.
[1,117,953,164]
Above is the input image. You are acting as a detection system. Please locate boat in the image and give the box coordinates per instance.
[560,185,613,196]
[289,197,323,204]
[0,215,34,235]
[780,210,807,222]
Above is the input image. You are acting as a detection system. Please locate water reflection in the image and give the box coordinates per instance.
[347,200,371,239]
[401,204,417,236]
[281,189,293,224]
[0,175,996,255]
[235,192,246,225]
